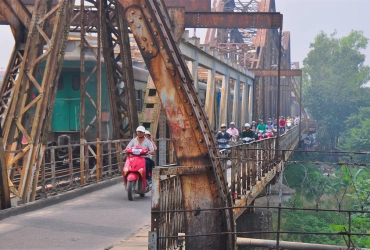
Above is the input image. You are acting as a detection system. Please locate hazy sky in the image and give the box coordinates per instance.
[0,0,369,70]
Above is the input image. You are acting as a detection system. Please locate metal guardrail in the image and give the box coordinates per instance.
[6,138,173,202]
[150,126,302,249]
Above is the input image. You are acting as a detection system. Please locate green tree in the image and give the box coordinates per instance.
[338,107,370,162]
[302,30,370,150]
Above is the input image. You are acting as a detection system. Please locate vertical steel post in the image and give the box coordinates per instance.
[80,0,86,185]
[96,0,102,181]
[232,76,240,127]
[220,70,231,126]
[275,25,283,160]
[241,81,248,125]
[0,125,10,209]
[205,68,216,130]
[299,75,302,142]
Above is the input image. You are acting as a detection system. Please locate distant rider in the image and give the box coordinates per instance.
[226,121,239,141]
[279,116,286,134]
[216,124,232,142]
[145,130,157,152]
[256,119,267,135]
[124,126,155,183]
[251,121,257,132]
[239,123,256,141]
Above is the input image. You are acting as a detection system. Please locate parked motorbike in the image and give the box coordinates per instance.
[122,146,151,201]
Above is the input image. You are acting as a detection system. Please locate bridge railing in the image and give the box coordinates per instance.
[6,138,173,202]
[150,126,302,249]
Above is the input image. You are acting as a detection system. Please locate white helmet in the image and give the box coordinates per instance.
[136,126,146,132]
[244,123,250,127]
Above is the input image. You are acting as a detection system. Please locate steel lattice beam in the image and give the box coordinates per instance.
[0,0,74,203]
[100,0,139,139]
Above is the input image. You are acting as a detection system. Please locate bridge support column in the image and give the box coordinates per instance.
[187,53,199,94]
[205,67,216,130]
[220,69,231,126]
[232,77,241,127]
[241,81,249,125]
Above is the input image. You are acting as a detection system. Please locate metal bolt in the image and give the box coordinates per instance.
[189,112,193,116]
[172,72,175,76]
[195,125,199,129]
[150,42,154,46]
[178,86,182,90]
[129,19,134,23]
[137,24,141,28]
[149,50,153,54]
[166,59,170,63]
[142,37,147,41]
[138,15,142,19]
[199,139,204,143]
[141,46,145,50]
[148,18,153,22]
[154,31,158,35]
[131,10,135,14]
[160,46,164,49]
[142,4,146,8]
[183,99,188,103]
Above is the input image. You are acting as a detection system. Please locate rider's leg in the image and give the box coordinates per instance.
[145,158,152,181]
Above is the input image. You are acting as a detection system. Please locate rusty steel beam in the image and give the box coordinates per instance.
[2,0,31,29]
[118,0,235,249]
[184,12,282,29]
[164,0,210,11]
[251,69,302,77]
[1,0,74,203]
[0,126,10,209]
[100,0,139,140]
[0,10,282,30]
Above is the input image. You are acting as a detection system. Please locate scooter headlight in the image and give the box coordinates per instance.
[138,168,144,176]
[123,167,128,176]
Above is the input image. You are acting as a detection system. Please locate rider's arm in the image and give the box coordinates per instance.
[123,139,134,153]
[146,138,155,155]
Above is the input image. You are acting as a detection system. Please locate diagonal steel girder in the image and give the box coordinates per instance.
[100,0,139,139]
[1,0,74,203]
[0,0,29,123]
[118,0,235,249]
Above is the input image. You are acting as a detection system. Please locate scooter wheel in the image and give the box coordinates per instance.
[127,181,135,201]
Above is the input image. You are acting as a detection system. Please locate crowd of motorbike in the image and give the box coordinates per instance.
[216,116,300,151]
[120,117,304,200]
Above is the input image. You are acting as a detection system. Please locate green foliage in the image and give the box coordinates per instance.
[338,107,370,162]
[281,162,370,247]
[302,30,370,150]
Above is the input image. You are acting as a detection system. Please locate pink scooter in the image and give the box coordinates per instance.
[122,146,150,200]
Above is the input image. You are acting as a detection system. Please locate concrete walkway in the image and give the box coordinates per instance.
[110,224,150,250]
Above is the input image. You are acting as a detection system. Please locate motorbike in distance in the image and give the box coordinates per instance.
[286,120,292,130]
[240,136,254,144]
[217,138,233,156]
[265,129,275,138]
[122,146,151,201]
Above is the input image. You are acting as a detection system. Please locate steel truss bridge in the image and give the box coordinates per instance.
[3,1,364,250]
